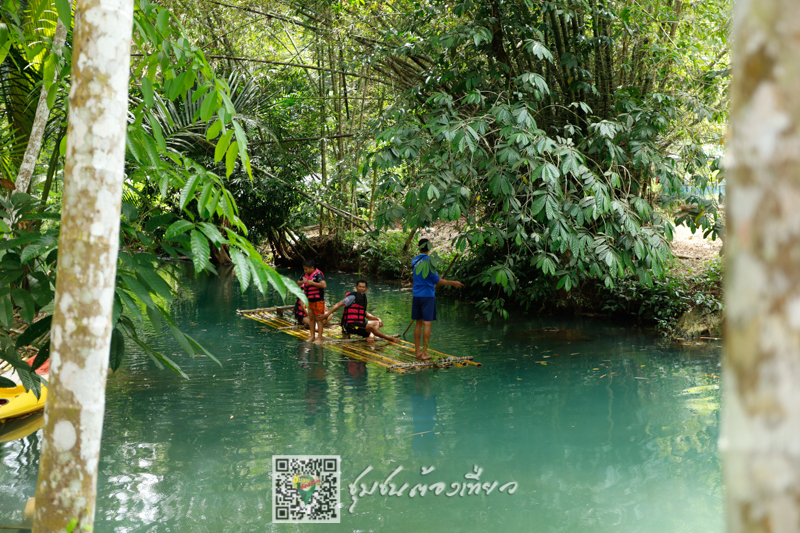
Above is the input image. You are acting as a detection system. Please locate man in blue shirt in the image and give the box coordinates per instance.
[411,239,463,360]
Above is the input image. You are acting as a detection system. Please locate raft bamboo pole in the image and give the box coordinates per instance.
[239,310,478,372]
[394,338,482,367]
[325,341,404,371]
[237,305,293,314]
[335,342,416,368]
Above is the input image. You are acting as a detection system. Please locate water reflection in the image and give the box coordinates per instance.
[0,271,723,533]
[301,344,327,426]
[411,371,437,458]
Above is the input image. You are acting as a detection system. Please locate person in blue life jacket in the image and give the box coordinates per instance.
[322,280,398,343]
[411,239,463,360]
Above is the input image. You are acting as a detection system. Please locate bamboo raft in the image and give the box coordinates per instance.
[236,306,481,374]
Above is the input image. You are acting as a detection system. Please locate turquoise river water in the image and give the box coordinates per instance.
[0,268,723,532]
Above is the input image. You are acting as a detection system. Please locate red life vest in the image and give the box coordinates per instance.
[301,269,325,301]
[293,299,307,320]
[341,291,367,325]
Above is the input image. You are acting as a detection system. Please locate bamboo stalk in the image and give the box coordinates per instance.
[237,305,294,314]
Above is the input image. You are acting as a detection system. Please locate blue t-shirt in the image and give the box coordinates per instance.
[411,254,440,297]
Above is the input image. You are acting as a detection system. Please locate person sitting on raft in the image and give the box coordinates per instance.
[293,298,331,330]
[297,259,327,342]
[322,280,398,343]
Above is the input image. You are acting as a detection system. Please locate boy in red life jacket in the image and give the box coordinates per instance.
[322,280,398,343]
[297,259,327,342]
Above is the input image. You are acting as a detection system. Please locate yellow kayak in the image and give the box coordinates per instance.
[0,411,44,442]
[0,384,48,422]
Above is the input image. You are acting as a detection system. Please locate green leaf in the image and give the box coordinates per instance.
[414,257,431,279]
[189,230,210,273]
[221,190,237,222]
[144,212,176,232]
[156,8,169,33]
[164,219,194,239]
[225,140,238,177]
[54,0,72,27]
[117,288,143,322]
[230,249,250,292]
[232,121,252,179]
[0,376,17,388]
[27,272,54,306]
[179,175,199,210]
[206,120,223,142]
[120,274,155,309]
[214,130,234,163]
[200,89,217,122]
[146,305,162,334]
[112,292,122,327]
[218,89,236,114]
[262,266,290,297]
[45,81,58,109]
[205,190,221,218]
[197,182,213,215]
[15,315,52,348]
[183,333,221,366]
[168,324,195,357]
[198,222,226,245]
[136,268,174,303]
[0,28,10,66]
[109,327,124,372]
[20,239,57,264]
[141,77,154,108]
[11,289,35,324]
[16,367,41,398]
[150,115,166,151]
[0,293,13,328]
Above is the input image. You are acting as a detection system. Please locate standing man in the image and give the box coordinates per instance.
[323,280,398,343]
[297,259,327,342]
[411,239,463,360]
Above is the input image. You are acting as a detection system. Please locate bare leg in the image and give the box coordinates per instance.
[366,320,397,342]
[315,317,326,342]
[307,309,317,342]
[420,321,432,360]
[414,319,423,357]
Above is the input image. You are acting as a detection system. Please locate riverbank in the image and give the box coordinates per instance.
[280,223,723,337]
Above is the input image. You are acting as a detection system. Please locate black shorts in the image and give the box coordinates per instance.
[411,296,437,322]
[343,321,369,337]
[295,313,307,325]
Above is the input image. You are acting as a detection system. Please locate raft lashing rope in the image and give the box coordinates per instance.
[236,306,481,374]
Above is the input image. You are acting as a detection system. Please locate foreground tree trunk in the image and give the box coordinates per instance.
[33,0,134,531]
[723,1,800,531]
[15,20,68,194]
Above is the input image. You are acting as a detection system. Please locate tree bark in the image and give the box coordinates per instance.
[723,1,800,531]
[15,19,68,194]
[33,0,134,531]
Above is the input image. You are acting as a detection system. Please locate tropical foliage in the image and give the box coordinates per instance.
[1,0,731,390]
[366,0,729,314]
[0,0,305,391]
